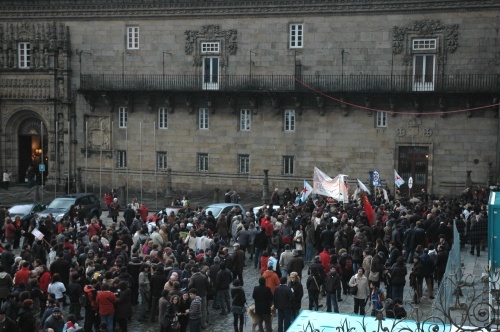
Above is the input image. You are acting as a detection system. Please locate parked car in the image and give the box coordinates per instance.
[8,203,47,223]
[204,203,246,219]
[151,206,195,222]
[252,205,281,216]
[39,193,102,222]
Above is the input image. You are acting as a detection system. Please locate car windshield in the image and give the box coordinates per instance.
[48,198,74,210]
[205,206,223,217]
[8,204,32,216]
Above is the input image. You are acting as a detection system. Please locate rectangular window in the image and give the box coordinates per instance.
[118,107,128,128]
[283,156,294,175]
[413,54,435,91]
[157,152,167,171]
[201,42,220,54]
[158,107,168,129]
[127,26,139,50]
[238,154,250,174]
[117,150,127,168]
[18,42,31,69]
[376,111,387,127]
[290,24,303,48]
[412,39,437,50]
[240,109,251,131]
[199,108,209,130]
[284,109,295,131]
[198,153,209,172]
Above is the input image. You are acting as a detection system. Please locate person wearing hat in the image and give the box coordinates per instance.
[43,306,65,332]
[0,308,17,330]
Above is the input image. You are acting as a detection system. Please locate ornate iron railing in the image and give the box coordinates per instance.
[80,74,500,93]
[296,269,499,332]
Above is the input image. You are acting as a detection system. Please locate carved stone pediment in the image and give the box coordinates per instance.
[185,25,237,68]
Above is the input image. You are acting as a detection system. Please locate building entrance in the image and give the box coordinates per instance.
[398,146,429,194]
[18,118,48,185]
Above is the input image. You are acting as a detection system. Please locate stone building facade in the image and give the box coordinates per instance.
[0,0,498,199]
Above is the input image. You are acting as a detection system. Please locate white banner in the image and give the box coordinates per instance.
[313,167,348,203]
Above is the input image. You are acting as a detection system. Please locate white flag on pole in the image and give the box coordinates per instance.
[357,179,371,195]
[394,169,405,188]
[301,180,314,202]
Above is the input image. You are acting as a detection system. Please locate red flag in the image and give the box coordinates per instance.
[362,192,375,227]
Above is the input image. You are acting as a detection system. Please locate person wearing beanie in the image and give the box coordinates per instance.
[0,308,17,330]
[17,298,37,331]
[43,306,65,332]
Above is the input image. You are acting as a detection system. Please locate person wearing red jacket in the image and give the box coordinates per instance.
[14,261,30,287]
[4,219,16,245]
[104,192,113,218]
[319,247,331,275]
[95,283,117,332]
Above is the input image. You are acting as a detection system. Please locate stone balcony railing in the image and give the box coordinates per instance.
[80,74,500,94]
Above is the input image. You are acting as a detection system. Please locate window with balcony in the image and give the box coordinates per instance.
[119,107,128,128]
[376,111,387,128]
[284,109,295,132]
[283,156,294,175]
[201,42,220,90]
[117,150,127,168]
[127,26,139,50]
[290,24,303,49]
[198,153,209,172]
[239,154,250,174]
[157,152,167,171]
[240,109,251,131]
[412,38,437,92]
[199,108,209,130]
[18,42,31,69]
[158,107,168,129]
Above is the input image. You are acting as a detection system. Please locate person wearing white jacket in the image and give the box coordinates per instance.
[349,268,370,315]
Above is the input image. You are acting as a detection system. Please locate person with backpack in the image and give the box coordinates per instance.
[348,268,370,315]
[306,267,322,311]
[369,281,384,316]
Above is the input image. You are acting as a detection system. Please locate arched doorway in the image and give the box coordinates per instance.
[18,118,48,185]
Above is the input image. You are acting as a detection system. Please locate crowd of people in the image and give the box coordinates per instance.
[0,184,491,332]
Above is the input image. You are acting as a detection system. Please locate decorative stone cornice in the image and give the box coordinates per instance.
[0,0,497,19]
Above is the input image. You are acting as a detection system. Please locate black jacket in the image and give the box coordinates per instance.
[252,285,273,315]
[273,284,293,310]
[289,280,304,310]
[324,271,341,293]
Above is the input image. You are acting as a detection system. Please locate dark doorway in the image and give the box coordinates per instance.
[398,146,429,194]
[18,118,49,185]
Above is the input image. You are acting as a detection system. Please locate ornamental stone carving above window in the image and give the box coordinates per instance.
[185,25,237,67]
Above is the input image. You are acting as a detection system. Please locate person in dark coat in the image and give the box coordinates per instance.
[252,277,273,332]
[410,256,424,304]
[115,281,132,332]
[286,250,305,281]
[0,308,18,331]
[150,266,168,323]
[389,257,407,302]
[231,243,245,286]
[230,279,246,332]
[187,266,209,328]
[324,266,341,313]
[273,277,293,332]
[17,299,37,332]
[1,244,14,275]
[66,274,83,320]
[434,244,449,287]
[50,251,71,287]
[288,271,304,318]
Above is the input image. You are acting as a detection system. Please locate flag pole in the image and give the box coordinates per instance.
[85,121,88,193]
